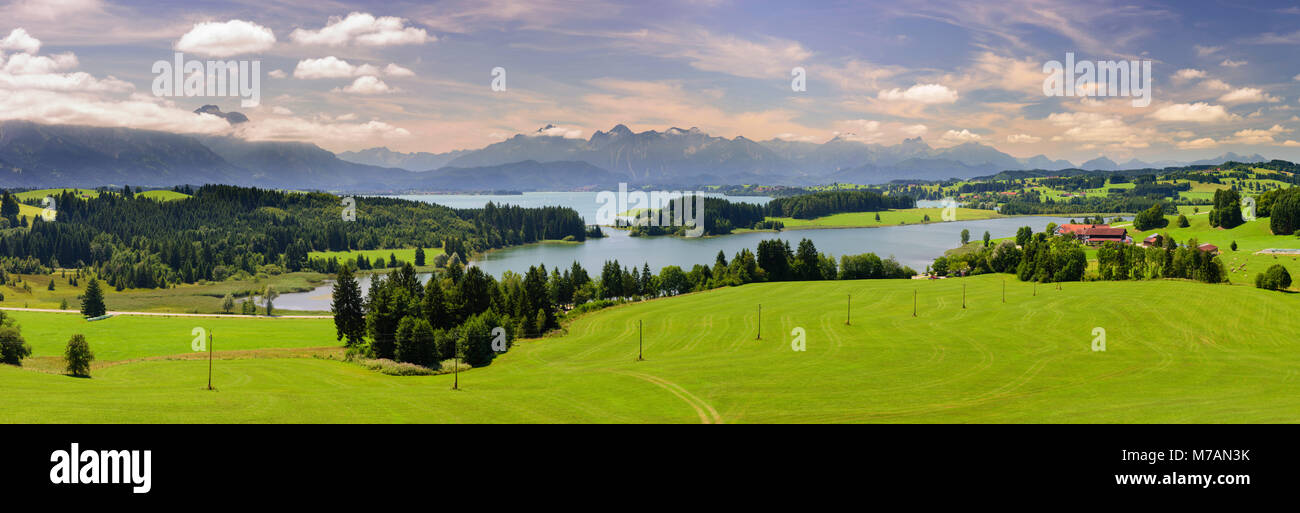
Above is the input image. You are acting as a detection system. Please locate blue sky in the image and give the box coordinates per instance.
[3,0,1300,164]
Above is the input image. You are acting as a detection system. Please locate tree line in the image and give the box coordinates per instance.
[331,237,917,369]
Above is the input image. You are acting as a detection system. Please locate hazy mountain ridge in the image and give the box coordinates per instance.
[0,119,1283,190]
[338,147,472,171]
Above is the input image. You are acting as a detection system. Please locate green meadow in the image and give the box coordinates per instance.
[4,274,1299,423]
[307,247,445,263]
[1,271,331,314]
[770,207,1001,229]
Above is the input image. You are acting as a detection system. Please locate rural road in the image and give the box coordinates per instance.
[0,307,331,319]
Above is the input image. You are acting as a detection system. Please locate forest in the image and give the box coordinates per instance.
[0,185,588,289]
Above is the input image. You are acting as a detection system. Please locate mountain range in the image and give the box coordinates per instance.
[0,112,1278,191]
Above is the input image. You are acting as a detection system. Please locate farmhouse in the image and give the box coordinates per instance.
[1197,243,1219,255]
[1054,224,1095,237]
[1081,226,1129,246]
[1055,224,1131,246]
[1141,234,1164,248]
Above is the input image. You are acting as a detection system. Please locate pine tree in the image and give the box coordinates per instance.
[331,265,366,346]
[414,247,426,266]
[80,278,106,318]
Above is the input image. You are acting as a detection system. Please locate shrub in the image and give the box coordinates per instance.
[64,334,94,377]
[1255,265,1293,291]
[1177,215,1189,228]
[1133,203,1169,231]
[0,326,31,366]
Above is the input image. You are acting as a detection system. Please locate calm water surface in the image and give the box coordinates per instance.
[276,205,1081,311]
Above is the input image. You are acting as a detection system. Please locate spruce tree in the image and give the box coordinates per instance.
[81,278,106,318]
[331,265,366,346]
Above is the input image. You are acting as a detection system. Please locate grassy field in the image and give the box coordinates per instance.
[308,247,445,263]
[13,188,102,201]
[6,310,335,361]
[770,207,1001,229]
[0,271,331,314]
[3,274,1299,423]
[134,190,191,201]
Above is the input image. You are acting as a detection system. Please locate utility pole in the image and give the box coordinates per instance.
[846,294,851,325]
[962,283,967,309]
[452,342,460,390]
[638,319,644,361]
[1002,279,1006,303]
[912,289,917,317]
[206,330,214,391]
[756,304,762,340]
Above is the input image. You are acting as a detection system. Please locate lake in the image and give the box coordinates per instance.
[274,209,1082,311]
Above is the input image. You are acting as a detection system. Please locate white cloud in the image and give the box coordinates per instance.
[877,83,958,104]
[1202,79,1232,91]
[1219,58,1247,68]
[1150,102,1235,123]
[0,89,229,134]
[901,124,928,137]
[334,75,396,94]
[1194,45,1221,57]
[1283,140,1300,147]
[383,63,415,77]
[293,57,413,79]
[772,133,818,142]
[268,69,286,79]
[294,56,357,79]
[0,70,131,93]
[234,118,411,150]
[1173,68,1205,80]
[1227,124,1288,145]
[271,106,293,115]
[3,0,104,21]
[1006,133,1041,143]
[290,12,434,47]
[531,125,584,139]
[940,129,981,143]
[1176,137,1217,149]
[3,51,77,74]
[175,20,276,58]
[0,28,41,53]
[1218,87,1281,104]
[1048,111,1150,148]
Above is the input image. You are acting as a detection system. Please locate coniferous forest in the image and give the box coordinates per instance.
[0,185,588,290]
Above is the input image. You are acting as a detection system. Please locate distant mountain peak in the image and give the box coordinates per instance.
[194,105,248,125]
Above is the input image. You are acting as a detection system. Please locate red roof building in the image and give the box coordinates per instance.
[1081,226,1129,246]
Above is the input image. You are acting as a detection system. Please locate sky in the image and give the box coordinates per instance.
[4,0,1300,164]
